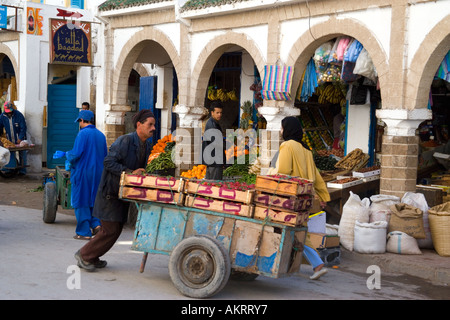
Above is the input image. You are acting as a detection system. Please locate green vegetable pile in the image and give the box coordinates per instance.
[313,154,338,171]
[146,143,176,173]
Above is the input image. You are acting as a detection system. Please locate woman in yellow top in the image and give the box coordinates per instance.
[268,116,330,207]
[268,116,329,280]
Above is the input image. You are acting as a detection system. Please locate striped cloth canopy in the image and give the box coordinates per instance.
[261,64,293,101]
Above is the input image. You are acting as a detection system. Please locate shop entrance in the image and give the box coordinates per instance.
[139,76,161,144]
[46,84,79,168]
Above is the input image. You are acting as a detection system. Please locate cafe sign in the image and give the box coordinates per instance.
[50,19,91,65]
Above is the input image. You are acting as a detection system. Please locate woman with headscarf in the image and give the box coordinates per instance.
[268,116,330,205]
[268,116,330,280]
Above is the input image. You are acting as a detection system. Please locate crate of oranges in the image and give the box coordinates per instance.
[180,164,206,179]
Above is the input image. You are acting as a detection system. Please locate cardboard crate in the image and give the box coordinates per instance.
[305,232,340,250]
[119,185,184,205]
[120,172,184,191]
[255,175,314,196]
[185,180,254,204]
[253,205,309,226]
[253,191,312,212]
[184,195,254,217]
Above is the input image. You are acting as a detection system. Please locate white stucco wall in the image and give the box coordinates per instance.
[407,0,450,68]
[7,2,95,172]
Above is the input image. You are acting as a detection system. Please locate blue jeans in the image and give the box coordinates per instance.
[74,207,101,237]
[303,245,324,269]
[18,150,27,174]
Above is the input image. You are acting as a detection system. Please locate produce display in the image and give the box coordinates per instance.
[207,86,238,102]
[331,177,360,184]
[146,134,176,174]
[181,164,206,179]
[334,148,367,170]
[239,101,253,130]
[314,82,346,107]
[316,148,345,158]
[223,163,250,177]
[313,154,338,171]
[1,137,15,148]
[149,134,174,158]
[299,108,335,151]
[190,180,255,192]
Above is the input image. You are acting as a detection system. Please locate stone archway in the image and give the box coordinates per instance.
[286,16,389,104]
[191,31,265,108]
[0,44,19,99]
[405,15,450,111]
[110,26,181,106]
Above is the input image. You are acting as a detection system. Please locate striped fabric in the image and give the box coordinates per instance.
[261,65,294,101]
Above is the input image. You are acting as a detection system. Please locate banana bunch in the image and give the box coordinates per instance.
[207,87,217,101]
[317,84,346,105]
[248,158,261,175]
[216,89,229,102]
[334,148,365,170]
[227,89,238,101]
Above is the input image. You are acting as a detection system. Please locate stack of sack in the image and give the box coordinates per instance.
[337,191,450,256]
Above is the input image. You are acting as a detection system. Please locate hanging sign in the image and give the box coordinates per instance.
[27,7,44,35]
[50,18,91,65]
[0,6,7,29]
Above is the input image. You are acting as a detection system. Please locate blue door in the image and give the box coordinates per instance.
[47,84,79,168]
[139,76,160,144]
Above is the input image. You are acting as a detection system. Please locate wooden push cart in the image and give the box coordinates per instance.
[121,196,307,298]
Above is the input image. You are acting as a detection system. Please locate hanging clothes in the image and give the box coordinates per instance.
[435,50,450,82]
[299,58,319,102]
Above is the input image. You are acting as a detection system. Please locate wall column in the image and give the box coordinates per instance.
[377,109,432,197]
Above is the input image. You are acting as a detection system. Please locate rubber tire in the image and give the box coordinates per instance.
[168,235,231,299]
[43,182,58,224]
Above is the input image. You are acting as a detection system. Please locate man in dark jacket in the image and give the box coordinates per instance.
[75,109,155,271]
[0,101,28,174]
[202,101,225,180]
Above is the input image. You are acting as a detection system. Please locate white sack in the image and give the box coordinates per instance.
[0,146,10,168]
[338,191,370,251]
[354,221,388,254]
[386,231,422,255]
[369,194,400,223]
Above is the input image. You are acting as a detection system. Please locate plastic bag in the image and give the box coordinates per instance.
[354,221,388,254]
[401,192,433,249]
[353,48,377,82]
[386,231,422,255]
[314,41,333,64]
[338,191,370,251]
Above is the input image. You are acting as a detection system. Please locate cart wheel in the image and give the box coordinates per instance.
[43,182,58,224]
[230,270,259,281]
[168,235,231,299]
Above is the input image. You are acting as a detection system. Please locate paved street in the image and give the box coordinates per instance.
[1,204,448,302]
